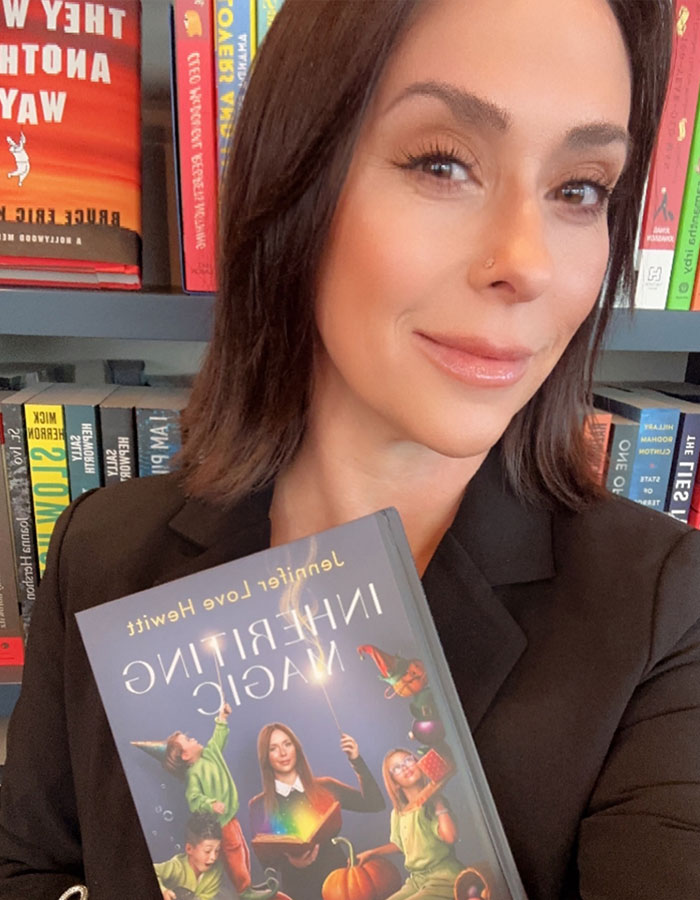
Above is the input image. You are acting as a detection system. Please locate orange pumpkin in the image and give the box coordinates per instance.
[322,836,403,900]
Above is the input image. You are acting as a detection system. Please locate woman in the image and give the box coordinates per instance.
[357,749,465,899]
[248,724,384,899]
[0,1,696,898]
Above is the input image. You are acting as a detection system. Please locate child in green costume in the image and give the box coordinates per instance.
[357,749,464,900]
[155,811,225,900]
[165,703,278,900]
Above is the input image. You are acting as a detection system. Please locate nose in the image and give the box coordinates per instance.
[468,190,554,303]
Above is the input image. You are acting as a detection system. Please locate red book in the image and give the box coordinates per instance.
[584,411,613,485]
[635,0,700,309]
[0,0,142,289]
[172,0,218,293]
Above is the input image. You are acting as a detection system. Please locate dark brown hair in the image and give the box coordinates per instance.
[256,722,331,820]
[181,0,674,510]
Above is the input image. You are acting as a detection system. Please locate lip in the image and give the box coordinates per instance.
[415,331,534,386]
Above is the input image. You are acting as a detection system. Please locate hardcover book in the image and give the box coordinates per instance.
[256,0,283,49]
[0,398,26,670]
[603,413,639,499]
[635,0,700,309]
[135,387,189,477]
[0,0,142,288]
[77,509,526,900]
[171,0,218,293]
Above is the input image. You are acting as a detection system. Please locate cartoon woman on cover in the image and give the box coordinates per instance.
[356,748,464,900]
[248,723,385,899]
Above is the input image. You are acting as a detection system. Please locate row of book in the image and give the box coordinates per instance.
[588,381,700,525]
[172,0,285,293]
[0,382,189,647]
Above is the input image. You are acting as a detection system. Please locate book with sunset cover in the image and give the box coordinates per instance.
[77,510,527,900]
[0,0,142,289]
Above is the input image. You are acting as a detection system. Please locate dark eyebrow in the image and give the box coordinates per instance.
[385,81,631,160]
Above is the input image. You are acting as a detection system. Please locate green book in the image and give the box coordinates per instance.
[666,90,700,310]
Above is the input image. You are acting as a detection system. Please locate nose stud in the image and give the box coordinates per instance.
[484,257,495,269]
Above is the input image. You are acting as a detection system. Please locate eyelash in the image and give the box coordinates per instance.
[396,141,615,218]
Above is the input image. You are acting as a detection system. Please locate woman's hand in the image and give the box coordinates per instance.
[340,732,359,760]
[162,890,176,900]
[211,800,225,815]
[355,849,376,866]
[286,843,320,867]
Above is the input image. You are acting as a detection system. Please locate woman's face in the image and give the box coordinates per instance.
[267,728,298,777]
[314,0,631,460]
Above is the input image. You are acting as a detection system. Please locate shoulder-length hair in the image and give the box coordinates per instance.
[257,722,325,820]
[181,0,674,511]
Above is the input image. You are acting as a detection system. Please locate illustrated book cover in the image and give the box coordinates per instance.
[0,0,142,288]
[77,509,526,900]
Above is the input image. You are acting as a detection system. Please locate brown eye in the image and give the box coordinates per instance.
[419,156,470,182]
[558,182,609,207]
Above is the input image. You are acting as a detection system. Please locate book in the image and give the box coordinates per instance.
[0,400,27,669]
[583,411,612,484]
[635,0,700,309]
[135,387,189,477]
[667,87,700,309]
[251,800,341,865]
[35,384,117,500]
[603,413,639,499]
[171,0,218,293]
[0,0,142,288]
[77,509,527,900]
[593,386,681,511]
[0,386,46,634]
[256,0,284,49]
[99,387,147,484]
[213,0,256,176]
[24,393,71,576]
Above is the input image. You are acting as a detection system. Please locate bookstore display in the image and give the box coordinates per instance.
[77,509,527,899]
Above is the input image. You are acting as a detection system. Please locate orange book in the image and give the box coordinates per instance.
[251,800,341,865]
[0,1,142,288]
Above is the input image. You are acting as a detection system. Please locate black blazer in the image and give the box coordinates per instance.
[0,450,698,900]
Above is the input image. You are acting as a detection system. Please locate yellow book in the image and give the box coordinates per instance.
[25,401,70,576]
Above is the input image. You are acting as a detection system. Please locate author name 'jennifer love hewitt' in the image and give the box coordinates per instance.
[125,549,347,637]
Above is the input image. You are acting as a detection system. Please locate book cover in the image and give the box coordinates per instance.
[583,411,612,484]
[635,0,700,310]
[0,386,46,635]
[135,387,189,477]
[77,509,526,900]
[603,413,640,499]
[593,386,680,510]
[100,387,147,484]
[172,0,218,293]
[0,402,26,668]
[256,0,283,49]
[0,0,142,289]
[213,0,256,176]
[667,88,700,309]
[24,397,71,576]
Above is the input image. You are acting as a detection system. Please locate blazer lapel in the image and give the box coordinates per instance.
[423,448,555,732]
[151,484,274,587]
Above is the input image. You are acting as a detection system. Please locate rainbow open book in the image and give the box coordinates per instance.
[77,509,526,900]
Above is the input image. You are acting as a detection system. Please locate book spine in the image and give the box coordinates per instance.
[256,0,283,48]
[665,413,700,521]
[635,0,700,309]
[605,422,639,498]
[64,405,103,499]
[173,0,218,293]
[213,0,255,176]
[0,402,39,634]
[583,412,612,484]
[667,90,700,309]
[628,410,680,509]
[135,409,184,477]
[24,403,71,577]
[0,416,26,660]
[100,408,137,484]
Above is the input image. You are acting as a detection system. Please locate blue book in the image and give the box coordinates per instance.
[593,386,681,511]
[77,510,527,900]
[214,0,256,175]
[135,388,189,477]
[256,0,283,48]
